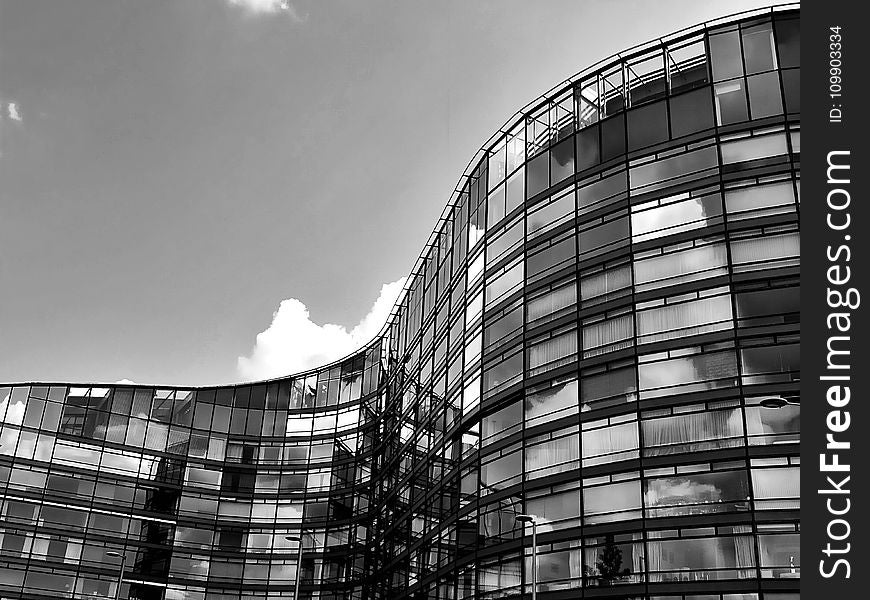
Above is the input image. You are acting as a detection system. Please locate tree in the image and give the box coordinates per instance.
[595,535,631,585]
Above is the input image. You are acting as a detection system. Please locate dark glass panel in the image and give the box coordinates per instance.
[714,80,748,125]
[575,124,600,172]
[709,29,744,81]
[550,136,574,184]
[781,68,800,114]
[669,87,715,137]
[627,100,668,151]
[775,17,800,68]
[483,351,523,396]
[506,167,524,214]
[600,114,626,161]
[527,151,549,199]
[748,71,783,118]
[742,22,777,74]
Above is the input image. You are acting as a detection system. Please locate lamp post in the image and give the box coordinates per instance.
[284,535,306,600]
[516,514,537,600]
[758,395,800,409]
[105,551,127,600]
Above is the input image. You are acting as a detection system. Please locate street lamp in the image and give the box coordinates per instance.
[516,514,538,600]
[105,551,127,600]
[758,395,800,409]
[284,535,306,600]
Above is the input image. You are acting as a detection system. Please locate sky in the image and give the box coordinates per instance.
[0,0,778,386]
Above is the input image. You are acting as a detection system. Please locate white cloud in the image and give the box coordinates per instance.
[7,102,22,122]
[115,379,138,385]
[237,277,406,380]
[227,0,307,21]
[0,390,24,425]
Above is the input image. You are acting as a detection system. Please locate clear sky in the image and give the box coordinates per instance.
[0,0,779,386]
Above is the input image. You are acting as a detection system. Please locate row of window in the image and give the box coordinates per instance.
[488,16,799,171]
[388,525,799,599]
[404,126,798,350]
[394,154,799,434]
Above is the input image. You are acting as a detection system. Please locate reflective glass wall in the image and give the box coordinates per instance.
[1,342,383,600]
[0,7,799,600]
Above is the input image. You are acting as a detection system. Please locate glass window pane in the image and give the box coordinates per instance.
[526,488,581,531]
[486,218,523,265]
[730,231,799,273]
[583,535,644,586]
[742,22,777,74]
[646,535,756,581]
[581,420,639,466]
[638,348,738,399]
[601,66,624,116]
[507,125,525,172]
[578,215,628,259]
[524,379,578,427]
[506,167,525,214]
[725,180,795,221]
[525,430,579,479]
[550,136,574,184]
[527,107,549,158]
[627,100,669,151]
[627,51,666,106]
[575,124,600,172]
[748,71,783,119]
[488,139,507,190]
[709,30,744,81]
[740,342,800,385]
[775,18,800,68]
[631,192,723,243]
[601,115,626,161]
[527,330,577,377]
[483,351,523,396]
[484,303,523,350]
[758,533,800,578]
[745,399,799,445]
[2,387,28,425]
[527,280,576,326]
[669,87,715,137]
[581,313,634,358]
[644,470,751,518]
[580,263,632,307]
[526,235,575,282]
[642,407,744,456]
[629,145,718,193]
[668,37,708,94]
[485,259,523,308]
[481,446,522,492]
[714,80,748,125]
[583,479,641,524]
[735,285,799,327]
[633,240,728,294]
[781,68,800,114]
[527,151,549,199]
[487,183,506,229]
[751,466,799,509]
[481,401,522,444]
[527,189,575,239]
[577,170,627,215]
[636,293,733,345]
[580,364,637,410]
[577,78,600,128]
[720,132,788,164]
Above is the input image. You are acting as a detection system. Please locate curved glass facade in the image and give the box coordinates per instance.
[0,7,800,600]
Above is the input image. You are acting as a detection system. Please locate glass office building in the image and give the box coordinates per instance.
[0,6,800,600]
